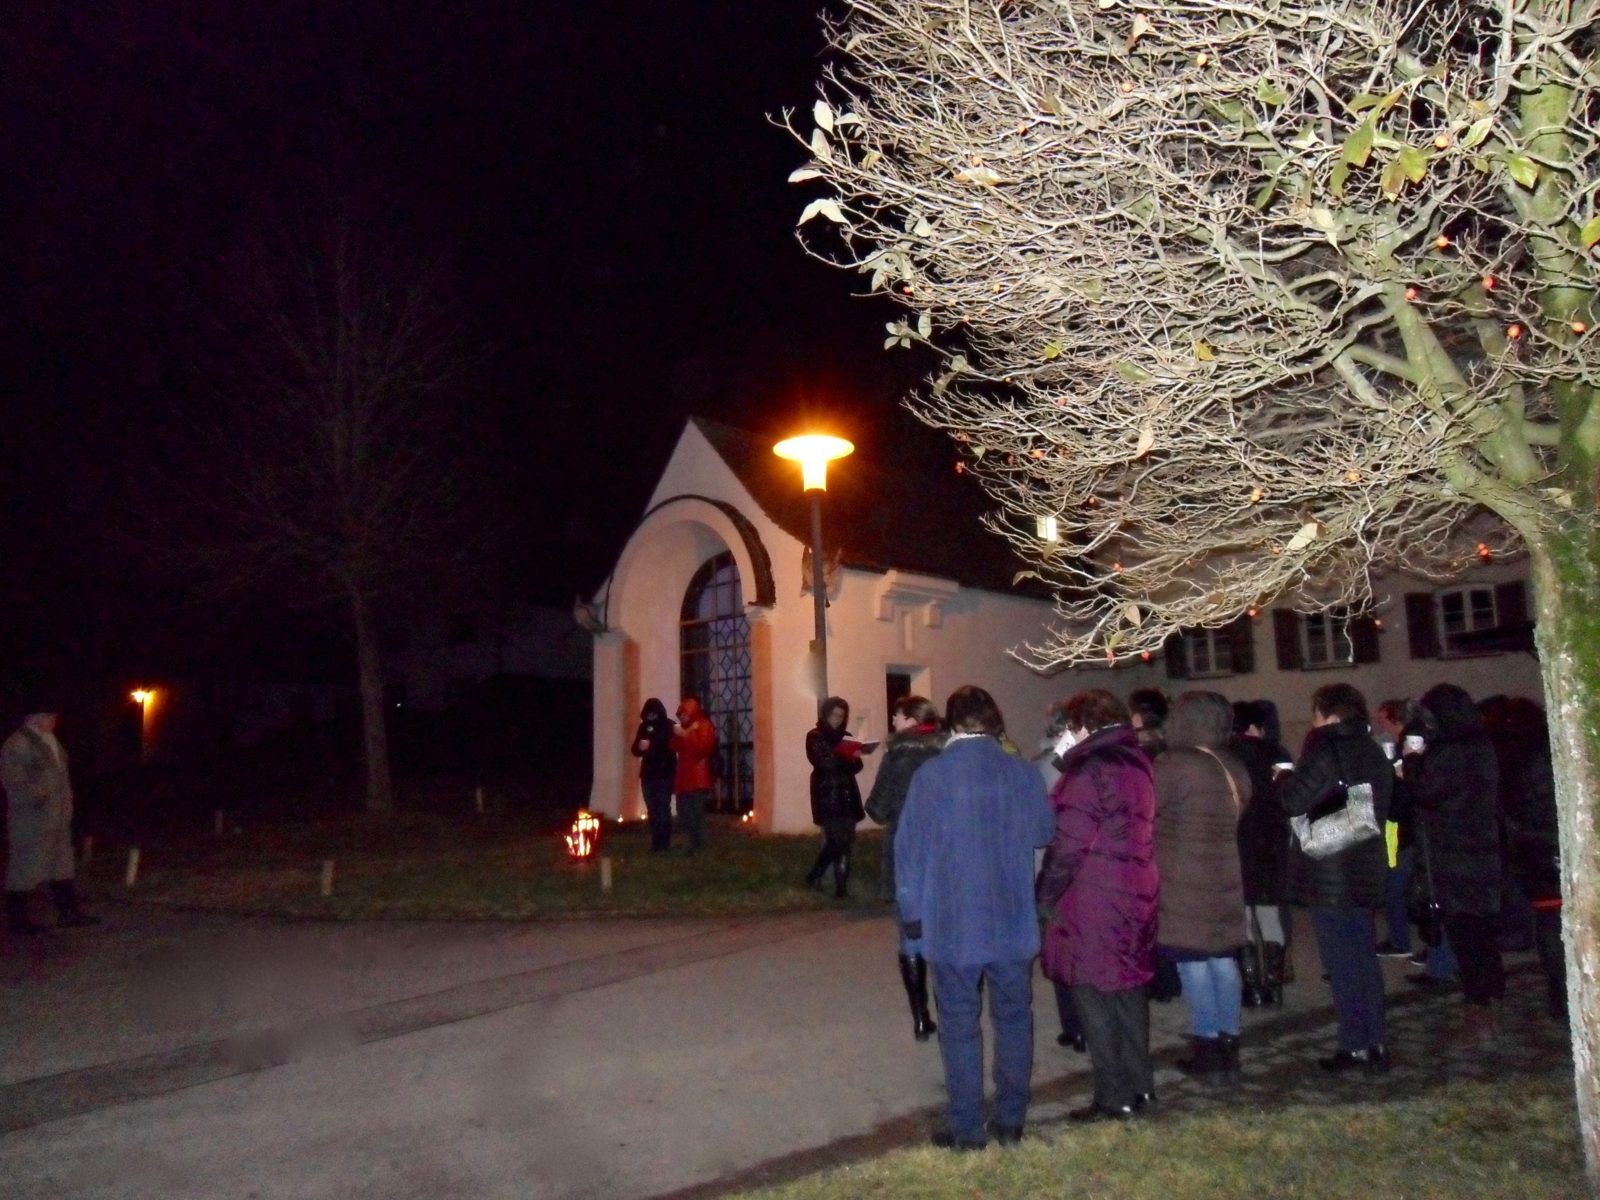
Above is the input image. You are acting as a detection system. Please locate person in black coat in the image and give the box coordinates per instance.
[1408,683,1505,1043]
[1128,688,1170,759]
[1231,700,1291,1005]
[1482,695,1564,1018]
[865,694,944,1040]
[631,698,678,852]
[803,696,866,898]
[1279,683,1394,1074]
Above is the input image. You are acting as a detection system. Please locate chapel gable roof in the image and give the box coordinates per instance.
[687,416,1038,595]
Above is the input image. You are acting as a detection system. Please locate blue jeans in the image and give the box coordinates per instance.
[1384,845,1416,952]
[1175,957,1242,1037]
[1310,907,1387,1052]
[930,958,1034,1141]
[1426,933,1459,981]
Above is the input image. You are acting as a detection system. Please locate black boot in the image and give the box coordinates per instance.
[1218,1033,1242,1082]
[1237,944,1265,1008]
[1261,942,1287,1006]
[804,847,833,891]
[833,853,851,899]
[6,891,47,936]
[1176,1035,1222,1077]
[898,954,938,1041]
[50,881,100,928]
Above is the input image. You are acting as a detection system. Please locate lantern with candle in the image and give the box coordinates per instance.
[565,809,602,860]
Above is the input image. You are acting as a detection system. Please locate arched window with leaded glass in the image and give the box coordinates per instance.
[680,551,753,813]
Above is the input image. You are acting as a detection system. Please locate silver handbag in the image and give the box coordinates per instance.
[1290,781,1380,860]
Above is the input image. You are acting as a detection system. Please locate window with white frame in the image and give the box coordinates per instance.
[1182,627,1235,678]
[1299,611,1355,668]
[1437,585,1498,654]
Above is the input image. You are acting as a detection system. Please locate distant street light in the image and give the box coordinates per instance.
[130,688,156,763]
[773,433,854,712]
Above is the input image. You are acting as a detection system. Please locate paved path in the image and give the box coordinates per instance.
[0,900,1571,1199]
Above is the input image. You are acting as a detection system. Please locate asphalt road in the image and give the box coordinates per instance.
[0,898,1435,1200]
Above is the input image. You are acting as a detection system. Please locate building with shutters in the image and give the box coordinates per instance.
[582,417,1544,831]
[1156,570,1540,749]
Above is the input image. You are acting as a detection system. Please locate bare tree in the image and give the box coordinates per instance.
[790,0,1600,1176]
[157,225,474,815]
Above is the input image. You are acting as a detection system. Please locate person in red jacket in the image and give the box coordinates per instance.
[671,697,717,855]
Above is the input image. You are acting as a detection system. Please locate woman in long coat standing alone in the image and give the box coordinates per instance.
[1037,689,1160,1123]
[3,706,97,933]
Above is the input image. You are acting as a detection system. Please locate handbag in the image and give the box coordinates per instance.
[1288,739,1382,859]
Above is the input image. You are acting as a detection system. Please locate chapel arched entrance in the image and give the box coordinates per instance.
[679,550,754,814]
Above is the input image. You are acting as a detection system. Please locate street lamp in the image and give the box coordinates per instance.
[773,433,854,712]
[130,688,156,763]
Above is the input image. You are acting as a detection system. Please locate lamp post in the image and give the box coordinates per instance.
[773,433,854,713]
[130,689,154,763]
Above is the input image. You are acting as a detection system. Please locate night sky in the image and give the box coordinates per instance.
[0,2,950,687]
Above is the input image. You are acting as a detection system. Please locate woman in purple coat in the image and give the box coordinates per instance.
[1037,689,1159,1122]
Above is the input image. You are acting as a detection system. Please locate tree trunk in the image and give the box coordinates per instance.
[350,587,395,815]
[1528,522,1600,1189]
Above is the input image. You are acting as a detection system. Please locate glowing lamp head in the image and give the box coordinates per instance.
[131,689,151,706]
[773,434,854,492]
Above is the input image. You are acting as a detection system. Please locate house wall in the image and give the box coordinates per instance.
[796,566,1093,805]
[1147,564,1542,750]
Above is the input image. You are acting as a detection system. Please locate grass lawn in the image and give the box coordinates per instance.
[79,812,888,920]
[732,1074,1587,1200]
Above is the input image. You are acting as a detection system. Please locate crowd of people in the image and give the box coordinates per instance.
[844,679,1562,1150]
[619,676,1561,1150]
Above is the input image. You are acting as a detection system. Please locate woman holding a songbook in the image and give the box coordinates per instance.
[803,696,867,898]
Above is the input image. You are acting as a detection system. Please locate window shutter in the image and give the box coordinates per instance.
[1226,613,1256,674]
[1495,580,1529,629]
[1349,614,1381,664]
[1272,609,1302,670]
[1163,630,1189,680]
[1494,580,1533,651]
[1404,592,1440,659]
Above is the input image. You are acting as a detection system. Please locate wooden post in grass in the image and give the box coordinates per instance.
[125,847,140,887]
[320,860,335,897]
[600,856,613,895]
[214,809,225,837]
[80,835,94,868]
[475,786,485,816]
